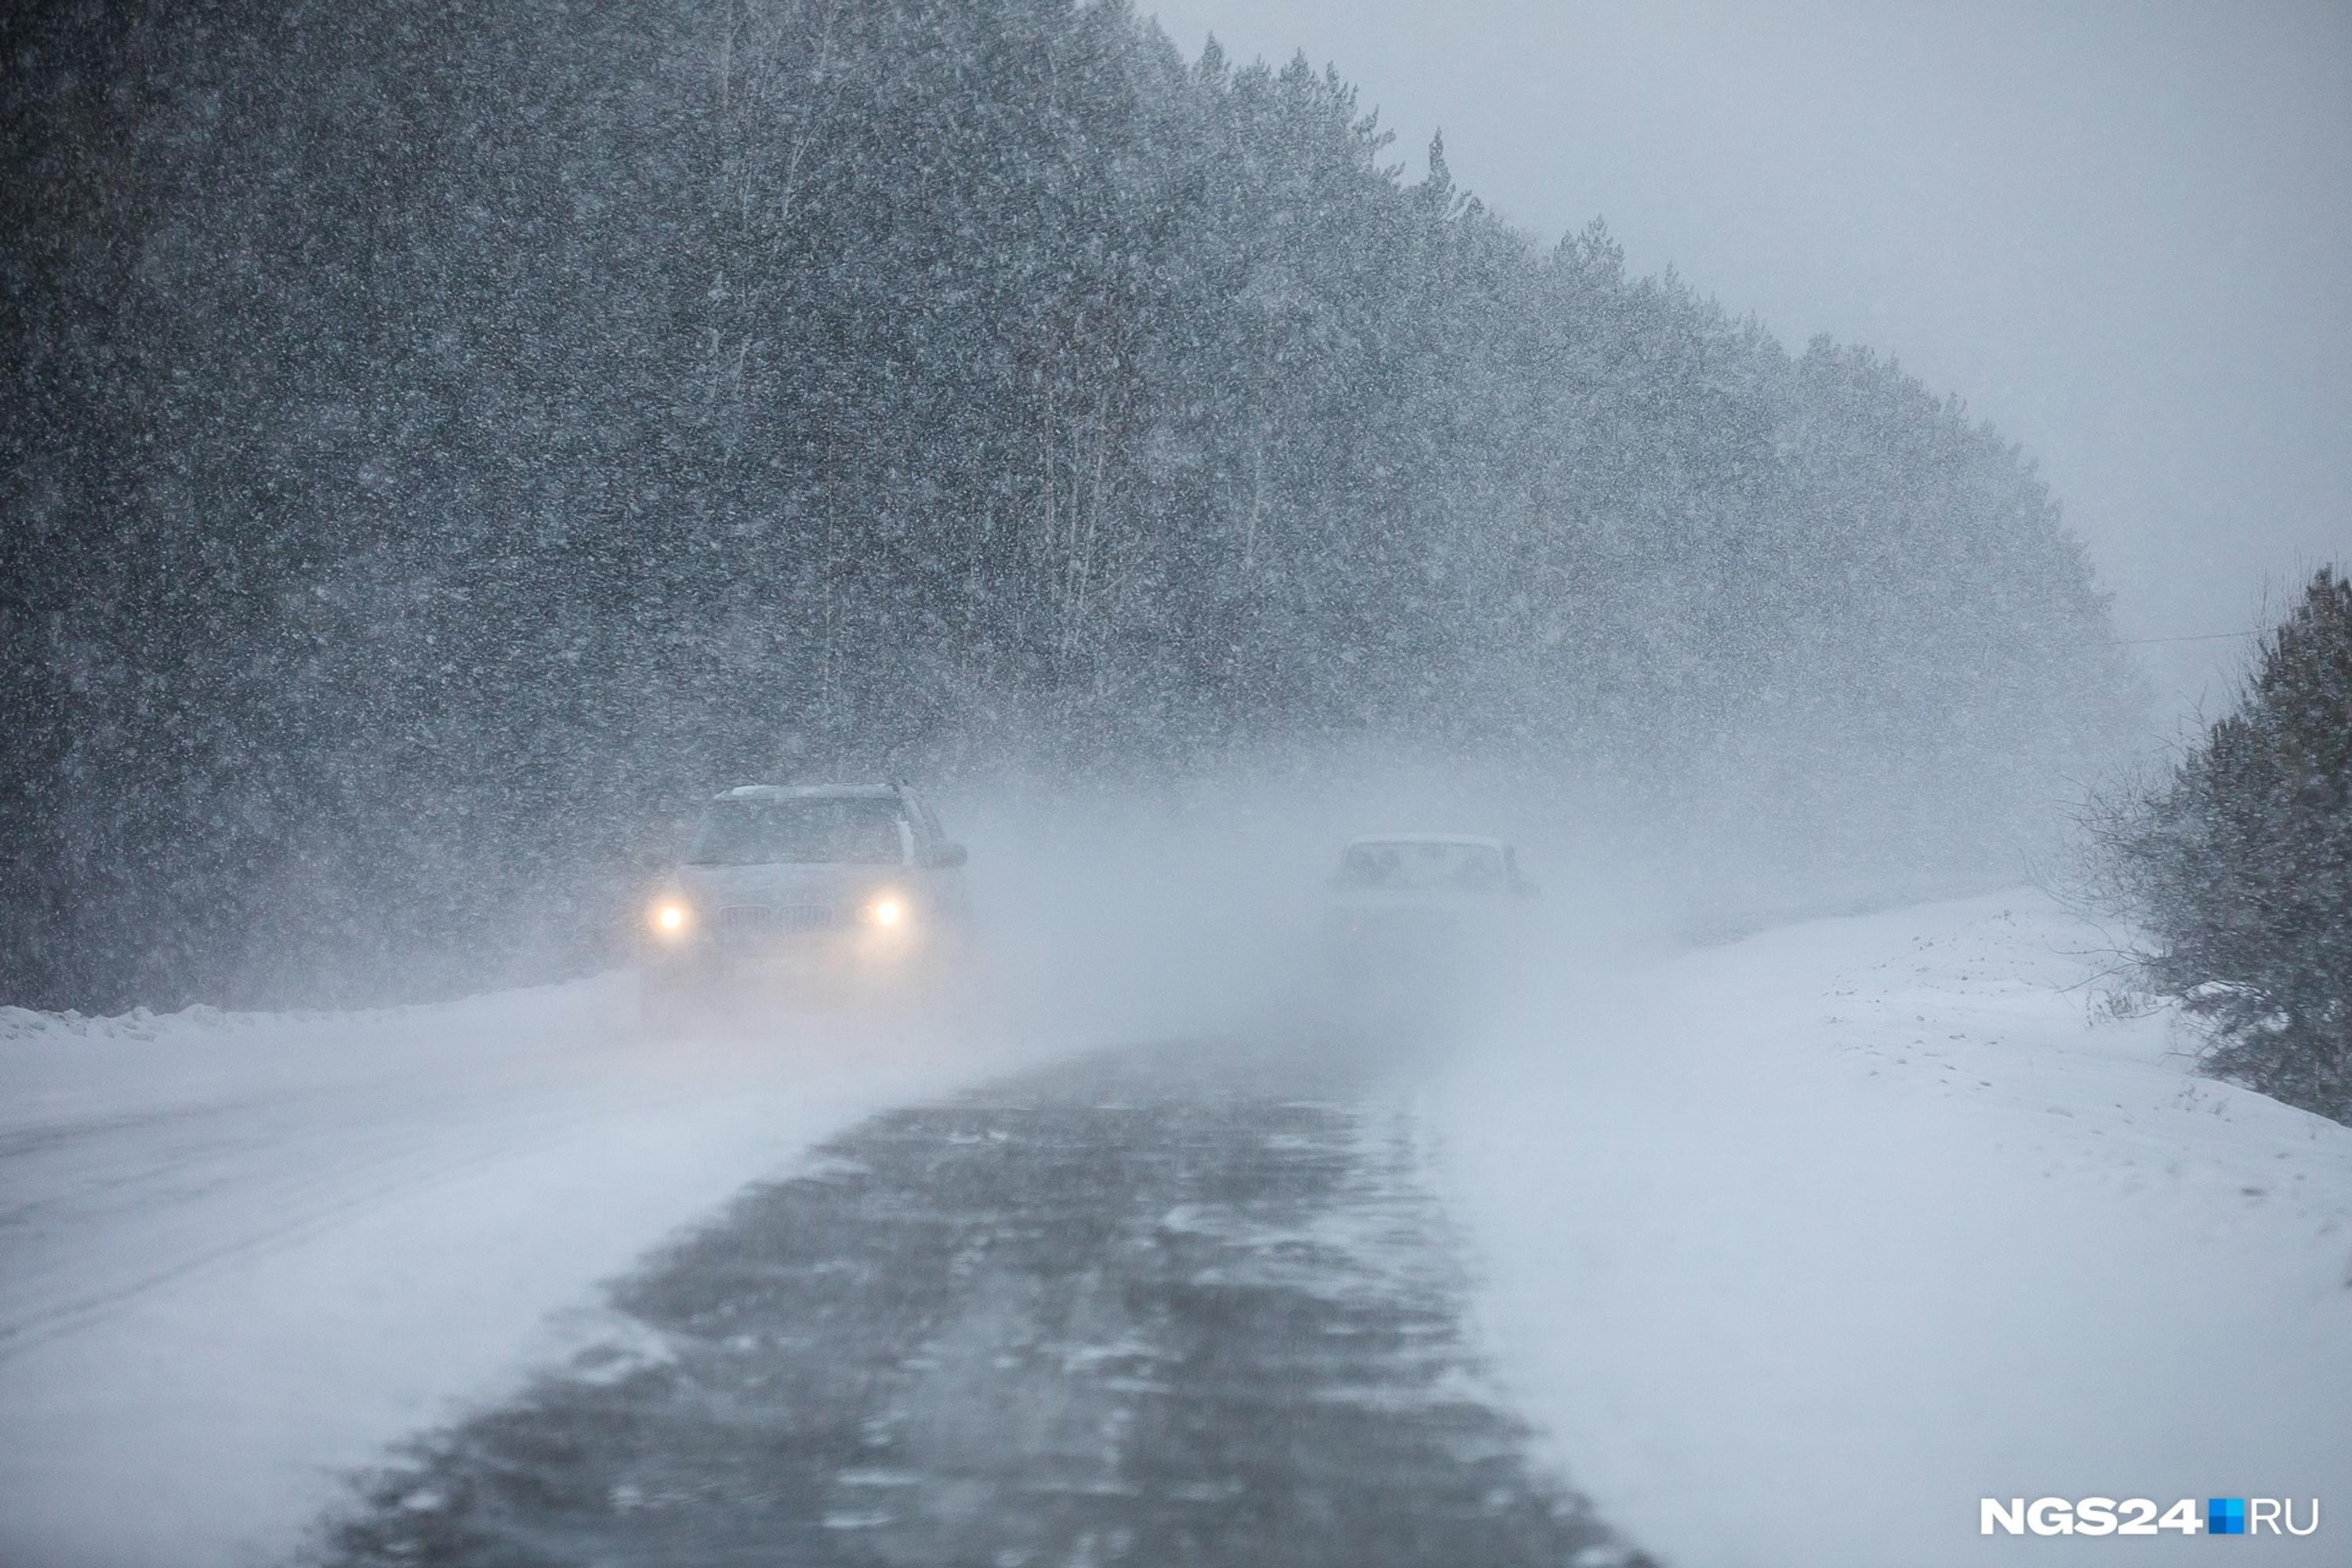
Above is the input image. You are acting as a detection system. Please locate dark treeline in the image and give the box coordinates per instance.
[2,0,2135,1010]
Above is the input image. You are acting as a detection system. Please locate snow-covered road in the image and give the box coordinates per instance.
[0,983,1053,1568]
[5,892,2347,1567]
[307,1041,1649,1568]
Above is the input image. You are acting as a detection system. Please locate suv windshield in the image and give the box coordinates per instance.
[686,797,909,866]
[1336,840,1505,892]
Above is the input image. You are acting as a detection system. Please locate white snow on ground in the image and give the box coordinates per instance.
[0,979,1058,1568]
[9,887,2346,1568]
[1437,890,2352,1566]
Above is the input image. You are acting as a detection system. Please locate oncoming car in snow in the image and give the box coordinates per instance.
[639,783,971,1017]
[1321,833,1538,986]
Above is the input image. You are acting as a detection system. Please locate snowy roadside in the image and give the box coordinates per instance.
[1435,891,2352,1566]
[0,979,1060,1568]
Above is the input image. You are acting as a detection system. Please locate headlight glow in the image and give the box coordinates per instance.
[868,895,905,927]
[652,900,690,935]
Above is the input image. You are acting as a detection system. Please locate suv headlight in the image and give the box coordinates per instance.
[649,898,693,938]
[864,891,907,928]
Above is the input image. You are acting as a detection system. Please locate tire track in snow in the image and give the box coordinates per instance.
[0,1073,724,1359]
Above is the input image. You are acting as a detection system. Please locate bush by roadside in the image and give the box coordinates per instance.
[2082,567,2352,1123]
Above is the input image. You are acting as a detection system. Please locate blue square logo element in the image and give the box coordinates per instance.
[2209,1498,2247,1536]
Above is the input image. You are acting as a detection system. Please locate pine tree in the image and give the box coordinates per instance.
[2100,568,2352,1121]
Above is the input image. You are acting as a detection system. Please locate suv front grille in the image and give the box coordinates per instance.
[715,903,838,941]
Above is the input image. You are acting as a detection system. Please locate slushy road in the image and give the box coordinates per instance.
[314,1040,1650,1568]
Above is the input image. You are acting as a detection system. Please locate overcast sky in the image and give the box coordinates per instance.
[1145,0,2352,721]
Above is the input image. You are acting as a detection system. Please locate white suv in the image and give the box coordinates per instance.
[641,782,971,1012]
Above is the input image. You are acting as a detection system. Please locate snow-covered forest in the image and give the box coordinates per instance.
[3,0,2136,1010]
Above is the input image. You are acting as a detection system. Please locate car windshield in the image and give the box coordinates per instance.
[686,797,909,866]
[1336,840,1507,892]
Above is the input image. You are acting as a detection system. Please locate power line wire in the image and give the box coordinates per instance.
[2115,630,2261,646]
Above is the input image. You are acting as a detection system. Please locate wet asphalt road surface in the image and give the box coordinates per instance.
[312,1040,1650,1568]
